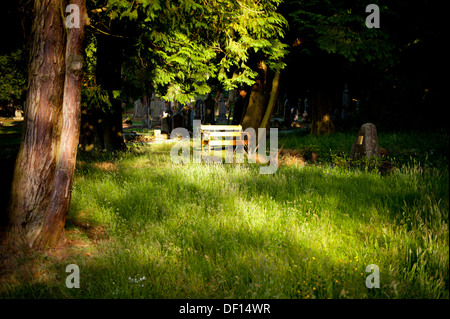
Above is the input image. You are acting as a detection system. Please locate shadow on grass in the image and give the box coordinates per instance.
[54,156,448,298]
[2,135,448,298]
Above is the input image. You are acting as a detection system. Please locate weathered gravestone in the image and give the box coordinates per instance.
[150,94,164,126]
[217,96,227,123]
[350,123,380,160]
[194,98,204,122]
[161,115,172,135]
[142,105,150,128]
[14,109,24,120]
[134,99,144,117]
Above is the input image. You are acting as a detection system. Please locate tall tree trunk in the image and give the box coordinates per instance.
[310,88,335,135]
[102,95,127,151]
[260,70,281,129]
[7,0,87,249]
[241,61,274,131]
[44,0,87,248]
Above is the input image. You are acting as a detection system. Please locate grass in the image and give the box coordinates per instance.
[0,130,448,299]
[0,118,23,148]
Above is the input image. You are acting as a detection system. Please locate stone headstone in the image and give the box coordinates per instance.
[161,116,172,135]
[290,105,298,122]
[195,98,204,121]
[283,98,292,124]
[163,101,173,118]
[228,90,235,106]
[150,94,163,124]
[217,96,227,123]
[134,99,143,117]
[350,123,380,160]
[142,105,150,128]
[14,109,24,120]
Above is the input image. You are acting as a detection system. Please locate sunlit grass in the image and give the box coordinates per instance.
[1,131,448,299]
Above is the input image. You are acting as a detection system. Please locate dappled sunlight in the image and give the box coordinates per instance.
[93,161,118,172]
[1,0,449,300]
[46,142,449,298]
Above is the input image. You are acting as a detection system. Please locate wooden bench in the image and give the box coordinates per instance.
[200,125,251,153]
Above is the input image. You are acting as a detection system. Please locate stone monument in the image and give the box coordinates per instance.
[350,123,380,160]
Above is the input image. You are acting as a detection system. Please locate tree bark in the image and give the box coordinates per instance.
[260,70,281,129]
[43,0,87,248]
[105,92,126,151]
[241,61,273,131]
[7,0,87,249]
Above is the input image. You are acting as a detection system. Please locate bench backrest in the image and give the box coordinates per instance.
[200,125,242,132]
[200,124,250,150]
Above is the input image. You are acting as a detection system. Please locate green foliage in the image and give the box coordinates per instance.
[287,0,396,67]
[121,54,153,99]
[81,35,114,112]
[97,0,288,103]
[0,49,27,105]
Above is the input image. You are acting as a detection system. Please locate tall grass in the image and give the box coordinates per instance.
[1,131,448,299]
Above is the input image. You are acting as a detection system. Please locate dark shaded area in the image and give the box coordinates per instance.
[0,121,23,234]
[0,150,18,231]
[96,34,124,91]
[0,2,25,55]
[279,0,446,132]
[79,92,127,152]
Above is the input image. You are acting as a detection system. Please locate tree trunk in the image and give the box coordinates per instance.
[79,95,126,153]
[260,70,281,129]
[104,92,126,151]
[44,0,86,248]
[7,0,87,249]
[79,105,97,152]
[241,61,274,131]
[310,88,335,135]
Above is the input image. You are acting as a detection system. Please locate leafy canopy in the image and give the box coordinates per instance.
[91,0,289,103]
[0,49,27,105]
[286,0,396,66]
